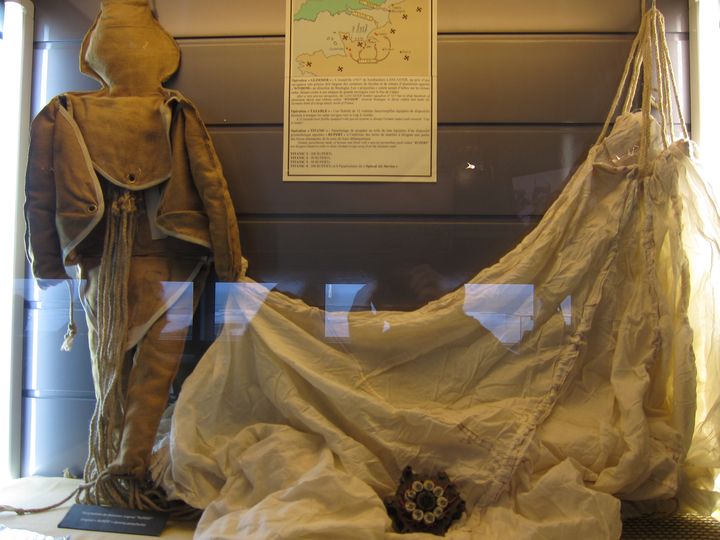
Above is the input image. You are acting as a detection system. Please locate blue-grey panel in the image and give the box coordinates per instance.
[24,276,83,307]
[21,396,93,478]
[174,35,689,125]
[239,219,536,309]
[33,0,98,42]
[213,125,599,217]
[23,306,93,394]
[32,36,690,124]
[31,0,689,41]
[214,123,691,218]
[31,42,101,117]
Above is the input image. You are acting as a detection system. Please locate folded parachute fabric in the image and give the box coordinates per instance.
[155,6,720,539]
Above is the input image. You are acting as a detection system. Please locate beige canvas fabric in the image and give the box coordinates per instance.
[23,0,242,509]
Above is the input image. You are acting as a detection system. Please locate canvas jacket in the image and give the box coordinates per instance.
[25,0,242,286]
[24,90,243,284]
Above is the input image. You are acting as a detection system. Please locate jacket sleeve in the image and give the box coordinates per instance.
[181,101,243,281]
[24,98,71,285]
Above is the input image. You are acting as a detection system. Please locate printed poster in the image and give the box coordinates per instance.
[283,0,437,182]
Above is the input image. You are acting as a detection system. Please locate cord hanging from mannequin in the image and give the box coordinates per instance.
[82,189,137,507]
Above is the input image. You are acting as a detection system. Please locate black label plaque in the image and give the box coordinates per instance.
[59,504,168,536]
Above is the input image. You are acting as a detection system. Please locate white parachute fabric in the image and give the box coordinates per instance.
[676,149,720,513]
[155,7,720,539]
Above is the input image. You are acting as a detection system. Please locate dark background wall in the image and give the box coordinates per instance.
[22,0,690,476]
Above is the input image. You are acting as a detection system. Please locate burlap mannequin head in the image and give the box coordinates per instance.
[80,0,179,95]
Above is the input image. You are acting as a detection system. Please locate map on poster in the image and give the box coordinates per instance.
[283,0,437,182]
[290,0,430,77]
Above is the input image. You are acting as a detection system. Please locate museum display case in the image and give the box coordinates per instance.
[2,0,719,538]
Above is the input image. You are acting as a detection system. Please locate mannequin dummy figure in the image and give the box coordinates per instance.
[24,0,243,508]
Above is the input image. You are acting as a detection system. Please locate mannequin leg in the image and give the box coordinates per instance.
[110,307,191,478]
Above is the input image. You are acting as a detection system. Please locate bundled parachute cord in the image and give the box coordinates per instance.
[81,188,137,507]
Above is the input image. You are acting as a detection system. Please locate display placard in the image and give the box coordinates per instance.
[59,504,168,536]
[283,0,437,182]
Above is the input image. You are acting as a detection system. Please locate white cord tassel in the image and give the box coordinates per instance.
[61,280,77,352]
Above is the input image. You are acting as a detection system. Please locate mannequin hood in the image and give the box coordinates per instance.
[80,0,180,93]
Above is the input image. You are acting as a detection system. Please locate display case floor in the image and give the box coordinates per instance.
[3,476,720,538]
[0,477,195,539]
